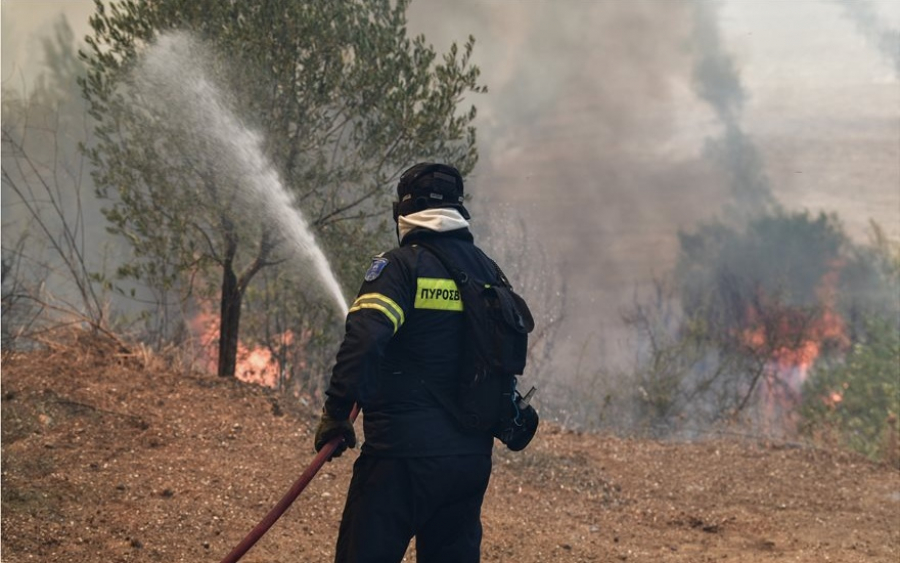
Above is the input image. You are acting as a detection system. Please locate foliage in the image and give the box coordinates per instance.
[799,229,900,463]
[78,0,485,379]
[800,318,900,464]
[619,278,749,435]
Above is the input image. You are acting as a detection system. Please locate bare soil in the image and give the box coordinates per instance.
[2,333,898,562]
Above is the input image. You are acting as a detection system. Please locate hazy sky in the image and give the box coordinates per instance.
[3,0,899,390]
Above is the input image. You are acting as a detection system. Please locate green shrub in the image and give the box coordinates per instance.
[800,318,900,465]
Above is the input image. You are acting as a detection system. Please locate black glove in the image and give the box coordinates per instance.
[314,411,357,460]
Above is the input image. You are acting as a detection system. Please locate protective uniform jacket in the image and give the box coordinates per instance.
[324,227,498,457]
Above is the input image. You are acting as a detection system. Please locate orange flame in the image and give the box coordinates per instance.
[187,302,294,388]
[740,260,849,380]
[823,390,844,408]
[738,259,850,432]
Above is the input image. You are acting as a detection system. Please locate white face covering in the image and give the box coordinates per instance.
[397,208,470,242]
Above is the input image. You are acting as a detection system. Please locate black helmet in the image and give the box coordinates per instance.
[393,163,470,221]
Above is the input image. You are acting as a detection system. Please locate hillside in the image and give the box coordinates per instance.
[2,333,898,563]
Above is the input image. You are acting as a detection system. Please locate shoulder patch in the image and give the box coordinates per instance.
[364,256,389,282]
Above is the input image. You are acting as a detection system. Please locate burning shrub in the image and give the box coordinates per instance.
[621,210,898,440]
[800,317,900,466]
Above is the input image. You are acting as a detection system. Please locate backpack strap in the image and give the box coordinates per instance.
[416,240,507,289]
[414,240,495,432]
[485,254,513,289]
[414,240,469,287]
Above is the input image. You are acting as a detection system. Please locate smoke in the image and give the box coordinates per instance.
[1,14,119,336]
[834,0,900,76]
[408,1,730,384]
[405,0,899,427]
[691,1,774,222]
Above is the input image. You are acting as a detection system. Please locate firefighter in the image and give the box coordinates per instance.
[315,162,500,563]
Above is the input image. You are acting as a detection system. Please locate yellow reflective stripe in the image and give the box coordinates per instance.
[352,293,405,325]
[349,303,400,332]
[414,278,463,311]
[349,293,405,333]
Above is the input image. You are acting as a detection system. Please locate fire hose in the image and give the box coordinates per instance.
[219,404,360,563]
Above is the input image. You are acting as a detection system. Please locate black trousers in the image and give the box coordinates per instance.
[334,453,492,563]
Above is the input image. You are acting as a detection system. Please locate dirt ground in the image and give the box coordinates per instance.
[2,333,898,563]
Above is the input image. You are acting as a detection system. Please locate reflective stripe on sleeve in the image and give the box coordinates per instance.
[349,293,405,333]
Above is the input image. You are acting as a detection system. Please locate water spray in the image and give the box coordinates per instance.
[137,32,348,316]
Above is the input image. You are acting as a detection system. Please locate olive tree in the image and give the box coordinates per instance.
[79,0,485,377]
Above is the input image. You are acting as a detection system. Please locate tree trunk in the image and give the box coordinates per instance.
[218,260,243,378]
[216,221,276,378]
